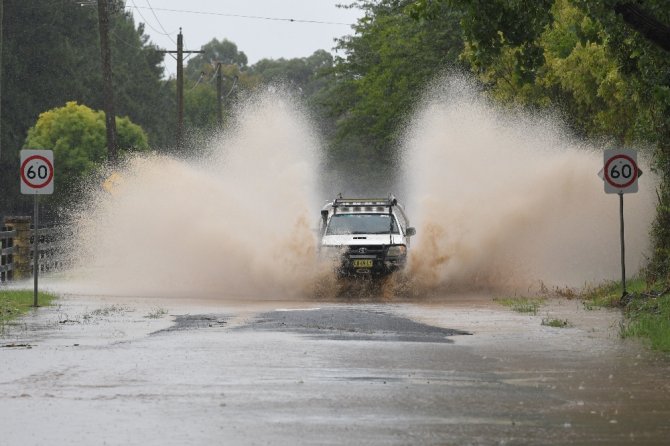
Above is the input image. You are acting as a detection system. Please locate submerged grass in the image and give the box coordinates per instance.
[494,297,545,315]
[541,317,570,328]
[144,307,168,319]
[0,289,58,331]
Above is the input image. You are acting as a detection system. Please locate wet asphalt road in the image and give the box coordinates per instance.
[1,295,669,445]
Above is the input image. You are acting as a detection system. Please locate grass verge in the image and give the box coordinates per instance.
[0,289,58,331]
[621,293,670,352]
[581,277,670,352]
[581,277,648,309]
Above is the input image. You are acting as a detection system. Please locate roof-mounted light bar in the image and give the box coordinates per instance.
[333,194,398,208]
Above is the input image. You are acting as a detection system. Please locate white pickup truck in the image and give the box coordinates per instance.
[319,195,416,277]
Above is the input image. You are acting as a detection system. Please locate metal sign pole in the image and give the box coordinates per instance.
[619,192,626,298]
[19,150,53,308]
[33,193,39,307]
[600,149,639,299]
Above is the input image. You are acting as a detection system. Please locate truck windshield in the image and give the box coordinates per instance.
[326,214,399,235]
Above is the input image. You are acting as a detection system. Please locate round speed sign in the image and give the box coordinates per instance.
[20,150,55,194]
[604,154,638,189]
[602,148,639,194]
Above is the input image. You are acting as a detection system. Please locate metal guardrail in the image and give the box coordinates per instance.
[0,218,67,284]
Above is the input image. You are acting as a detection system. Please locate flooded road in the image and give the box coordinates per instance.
[1,293,669,445]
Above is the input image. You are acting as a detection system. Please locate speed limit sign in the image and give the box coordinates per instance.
[20,149,54,194]
[602,148,640,194]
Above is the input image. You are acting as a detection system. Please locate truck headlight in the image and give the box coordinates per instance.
[386,245,406,257]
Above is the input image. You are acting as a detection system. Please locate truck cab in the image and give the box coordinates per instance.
[319,195,416,277]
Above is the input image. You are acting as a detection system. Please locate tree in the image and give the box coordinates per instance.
[24,101,148,202]
[251,50,334,96]
[323,0,465,175]
[180,49,334,138]
[0,0,171,215]
[409,0,670,279]
[185,38,248,82]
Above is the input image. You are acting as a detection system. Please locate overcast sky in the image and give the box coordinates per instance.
[124,0,363,74]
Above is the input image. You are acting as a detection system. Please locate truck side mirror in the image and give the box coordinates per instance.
[406,227,416,236]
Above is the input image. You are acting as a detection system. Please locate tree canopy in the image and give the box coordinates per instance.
[185,38,249,82]
[405,0,670,277]
[322,0,465,173]
[0,0,171,213]
[24,101,148,201]
[1,0,669,278]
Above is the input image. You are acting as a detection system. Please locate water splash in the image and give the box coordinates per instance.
[67,91,325,299]
[54,77,658,300]
[402,76,656,292]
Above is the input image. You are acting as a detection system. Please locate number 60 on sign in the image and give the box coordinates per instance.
[20,149,54,195]
[602,148,640,195]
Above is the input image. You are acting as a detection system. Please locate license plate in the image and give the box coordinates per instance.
[352,259,373,268]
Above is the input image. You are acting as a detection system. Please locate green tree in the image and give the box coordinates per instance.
[185,38,248,82]
[409,0,670,279]
[180,61,260,141]
[324,0,464,174]
[24,102,148,201]
[251,50,334,96]
[582,1,670,281]
[181,49,334,138]
[0,0,171,214]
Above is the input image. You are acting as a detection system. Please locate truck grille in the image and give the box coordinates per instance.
[346,245,386,258]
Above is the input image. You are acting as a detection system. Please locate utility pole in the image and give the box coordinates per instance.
[0,0,4,163]
[176,30,183,146]
[97,0,117,164]
[160,29,203,148]
[216,62,223,127]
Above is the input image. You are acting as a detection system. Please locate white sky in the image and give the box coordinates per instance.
[124,0,363,74]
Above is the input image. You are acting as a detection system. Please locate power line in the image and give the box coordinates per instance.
[124,5,352,26]
[129,0,177,42]
[110,30,140,51]
[144,0,177,45]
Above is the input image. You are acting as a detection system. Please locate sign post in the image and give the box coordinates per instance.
[20,150,54,307]
[598,148,641,299]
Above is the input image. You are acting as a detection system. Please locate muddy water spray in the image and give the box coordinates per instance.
[403,77,656,291]
[69,92,323,298]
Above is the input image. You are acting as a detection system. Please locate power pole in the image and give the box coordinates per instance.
[216,62,223,127]
[0,0,4,163]
[176,30,183,146]
[97,0,117,164]
[160,29,203,148]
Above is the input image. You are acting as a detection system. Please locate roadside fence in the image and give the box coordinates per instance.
[0,216,69,284]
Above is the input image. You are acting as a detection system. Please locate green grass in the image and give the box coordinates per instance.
[541,317,570,328]
[0,289,58,330]
[580,277,670,352]
[494,297,546,315]
[581,277,648,310]
[621,293,670,352]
